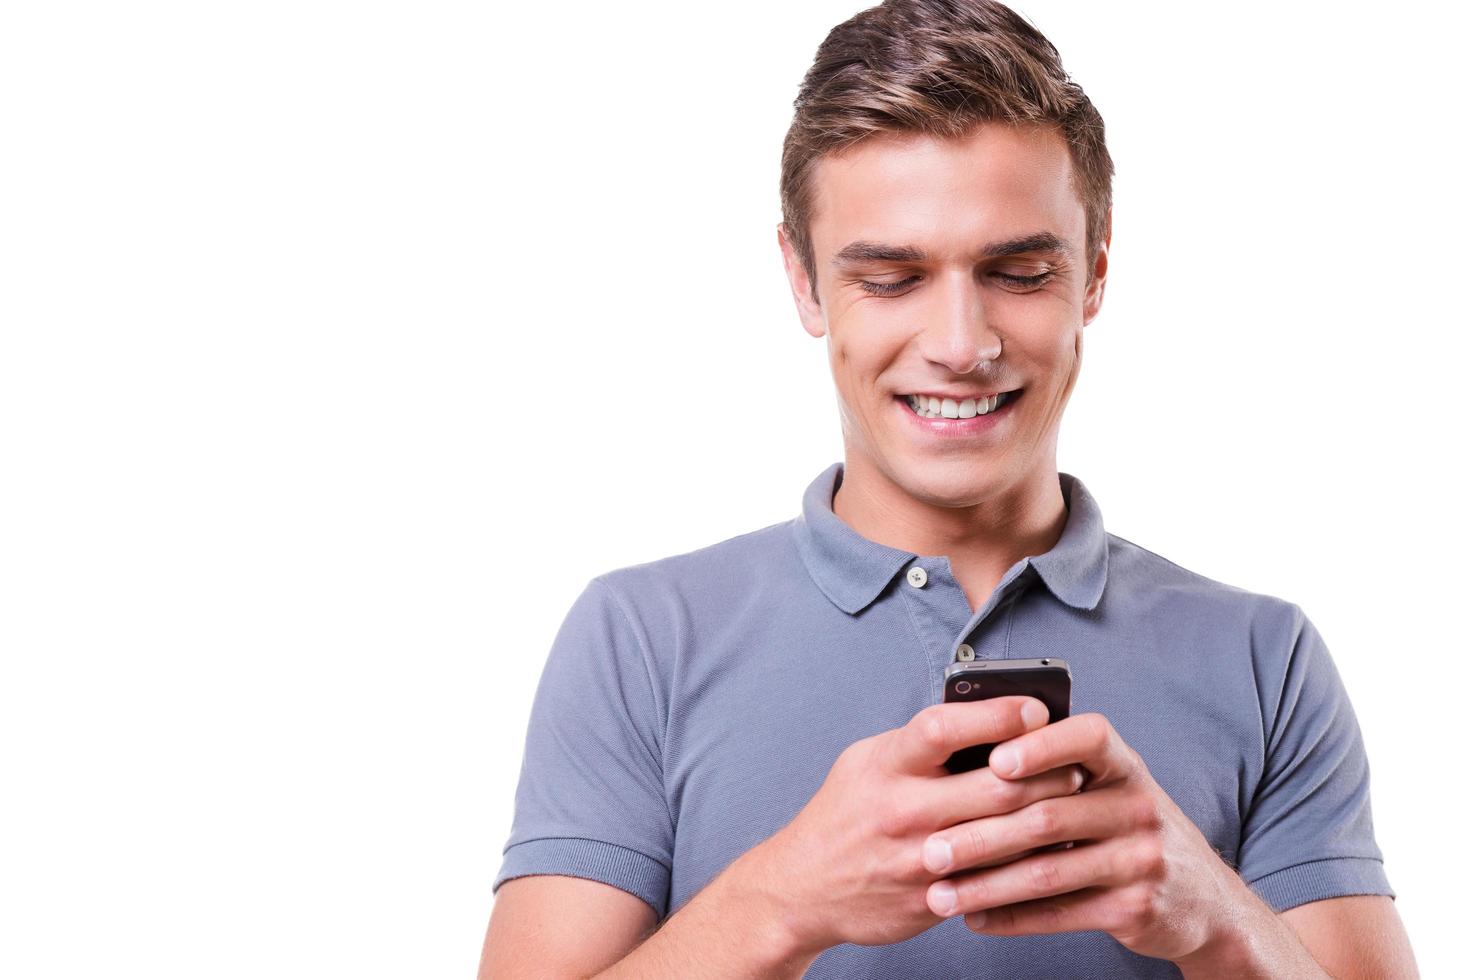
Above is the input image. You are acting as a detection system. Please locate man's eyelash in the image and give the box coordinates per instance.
[858,272,1053,295]
[994,271,1053,288]
[858,277,920,296]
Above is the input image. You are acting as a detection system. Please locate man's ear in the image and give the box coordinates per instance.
[777,222,826,339]
[1081,207,1111,327]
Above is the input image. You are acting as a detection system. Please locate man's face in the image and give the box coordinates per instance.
[778,122,1109,509]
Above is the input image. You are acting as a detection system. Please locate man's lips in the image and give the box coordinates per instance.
[893,388,1022,435]
[896,388,1023,416]
[899,388,1020,403]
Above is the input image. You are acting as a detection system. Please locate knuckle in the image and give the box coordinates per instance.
[1025,800,1059,840]
[1132,839,1166,880]
[876,798,917,838]
[958,875,991,909]
[1028,857,1064,892]
[914,706,950,752]
[904,889,934,919]
[1078,713,1111,752]
[987,769,1026,807]
[1130,887,1159,927]
[1109,887,1154,931]
[836,736,871,770]
[962,823,989,863]
[1036,899,1069,930]
[1131,795,1165,833]
[996,781,1027,812]
[898,843,932,882]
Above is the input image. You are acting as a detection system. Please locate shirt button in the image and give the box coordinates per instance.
[906,566,928,588]
[956,643,975,662]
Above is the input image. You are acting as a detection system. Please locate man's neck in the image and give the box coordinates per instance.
[831,455,1068,613]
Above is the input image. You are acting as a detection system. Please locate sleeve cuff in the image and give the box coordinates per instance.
[492,837,671,919]
[1245,856,1395,913]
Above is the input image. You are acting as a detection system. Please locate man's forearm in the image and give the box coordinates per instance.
[591,848,825,980]
[1172,877,1327,980]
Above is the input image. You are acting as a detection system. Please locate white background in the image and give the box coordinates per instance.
[2,1,1464,976]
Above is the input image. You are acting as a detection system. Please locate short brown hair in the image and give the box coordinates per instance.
[779,0,1114,302]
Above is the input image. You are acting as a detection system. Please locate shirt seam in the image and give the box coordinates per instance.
[502,835,673,873]
[587,575,677,838]
[1265,603,1309,755]
[1244,854,1385,885]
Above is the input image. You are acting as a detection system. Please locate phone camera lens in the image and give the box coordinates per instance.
[955,680,972,694]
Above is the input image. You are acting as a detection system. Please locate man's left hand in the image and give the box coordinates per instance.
[920,711,1247,963]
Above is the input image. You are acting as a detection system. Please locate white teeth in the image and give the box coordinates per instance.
[906,391,1013,419]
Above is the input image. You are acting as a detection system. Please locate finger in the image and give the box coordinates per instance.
[964,844,1048,872]
[964,885,1114,935]
[927,838,1131,917]
[922,784,1141,875]
[924,763,1086,831]
[890,697,1049,774]
[986,712,1140,788]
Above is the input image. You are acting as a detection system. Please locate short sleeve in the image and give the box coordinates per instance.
[1238,605,1395,912]
[492,576,673,918]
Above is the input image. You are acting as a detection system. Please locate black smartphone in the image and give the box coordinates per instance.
[941,658,1071,774]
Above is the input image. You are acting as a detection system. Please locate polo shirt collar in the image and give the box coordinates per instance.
[792,462,1108,615]
[1029,472,1109,612]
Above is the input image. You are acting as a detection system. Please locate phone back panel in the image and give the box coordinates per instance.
[942,662,1071,774]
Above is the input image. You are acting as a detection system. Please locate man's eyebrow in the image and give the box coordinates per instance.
[980,232,1074,260]
[831,232,1074,267]
[831,241,928,266]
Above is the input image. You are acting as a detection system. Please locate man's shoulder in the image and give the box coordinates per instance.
[590,517,800,605]
[1103,531,1306,633]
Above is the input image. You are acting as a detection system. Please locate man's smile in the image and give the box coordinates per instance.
[893,387,1024,437]
[900,389,1022,419]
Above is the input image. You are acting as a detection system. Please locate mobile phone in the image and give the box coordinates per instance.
[941,658,1071,774]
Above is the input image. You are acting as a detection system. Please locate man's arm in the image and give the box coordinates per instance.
[477,850,822,980]
[1169,877,1418,979]
[590,844,821,980]
[1281,895,1418,979]
[477,876,658,980]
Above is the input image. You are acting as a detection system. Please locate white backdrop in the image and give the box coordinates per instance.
[2,1,1463,977]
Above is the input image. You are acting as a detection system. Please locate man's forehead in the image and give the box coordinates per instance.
[815,123,1069,186]
[808,125,1084,264]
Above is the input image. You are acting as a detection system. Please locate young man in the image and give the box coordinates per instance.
[479,2,1417,977]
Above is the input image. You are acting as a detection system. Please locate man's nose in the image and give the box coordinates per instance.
[920,275,1003,374]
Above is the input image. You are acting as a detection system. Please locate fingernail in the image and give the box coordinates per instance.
[929,881,958,916]
[990,745,1019,776]
[923,836,953,873]
[968,910,988,929]
[1021,700,1048,729]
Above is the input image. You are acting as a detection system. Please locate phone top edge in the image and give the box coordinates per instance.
[943,657,1070,679]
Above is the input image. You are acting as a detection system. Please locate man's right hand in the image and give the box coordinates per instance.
[738,696,1086,956]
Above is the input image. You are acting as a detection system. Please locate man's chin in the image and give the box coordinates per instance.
[884,455,1008,505]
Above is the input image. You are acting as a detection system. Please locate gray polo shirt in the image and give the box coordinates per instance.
[493,463,1393,978]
